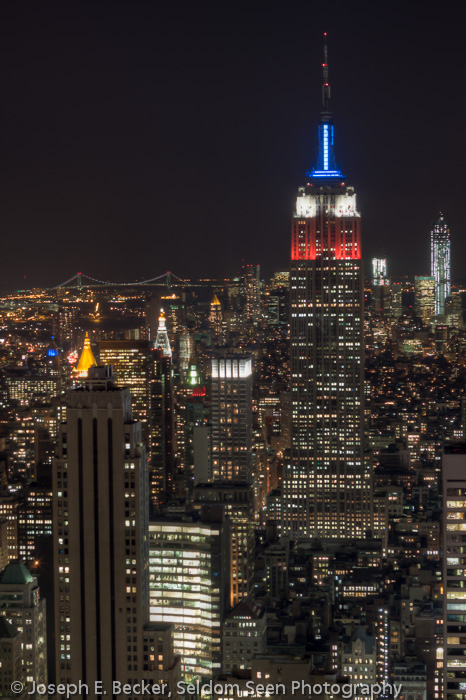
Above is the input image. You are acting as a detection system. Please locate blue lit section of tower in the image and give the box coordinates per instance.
[306,35,345,181]
[431,213,451,316]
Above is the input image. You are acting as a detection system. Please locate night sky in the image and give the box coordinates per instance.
[0,1,464,288]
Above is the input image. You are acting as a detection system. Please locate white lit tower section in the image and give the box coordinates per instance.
[372,258,389,315]
[283,36,371,540]
[431,213,451,316]
[372,258,387,286]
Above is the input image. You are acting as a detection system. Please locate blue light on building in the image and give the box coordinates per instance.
[323,124,329,170]
[306,122,345,181]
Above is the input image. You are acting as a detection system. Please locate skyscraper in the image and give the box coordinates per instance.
[431,212,451,316]
[442,443,466,700]
[371,258,390,316]
[372,258,387,286]
[53,366,181,693]
[152,310,175,506]
[211,356,253,483]
[414,276,435,323]
[98,338,174,510]
[193,481,255,607]
[148,513,230,681]
[283,37,371,539]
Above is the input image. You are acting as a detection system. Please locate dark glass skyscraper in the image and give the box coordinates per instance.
[283,38,371,539]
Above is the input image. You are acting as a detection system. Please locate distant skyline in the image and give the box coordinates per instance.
[0,1,464,288]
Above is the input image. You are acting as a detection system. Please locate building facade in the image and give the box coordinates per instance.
[211,356,253,483]
[148,515,230,681]
[193,482,254,606]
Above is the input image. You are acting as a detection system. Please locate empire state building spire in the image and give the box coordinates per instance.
[321,32,331,118]
[306,33,345,180]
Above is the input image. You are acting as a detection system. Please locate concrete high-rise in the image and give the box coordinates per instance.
[53,366,180,696]
[282,37,371,539]
[431,212,451,316]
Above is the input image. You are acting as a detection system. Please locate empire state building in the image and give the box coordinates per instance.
[282,38,371,540]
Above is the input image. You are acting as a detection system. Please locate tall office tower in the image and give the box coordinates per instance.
[149,514,230,681]
[53,366,181,694]
[371,257,390,315]
[414,276,436,323]
[282,38,371,539]
[193,482,254,606]
[152,311,176,506]
[99,340,153,452]
[431,212,451,316]
[242,263,261,326]
[0,561,47,692]
[442,443,466,700]
[211,356,253,482]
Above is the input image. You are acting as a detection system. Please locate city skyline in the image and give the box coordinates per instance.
[1,4,465,697]
[0,1,464,287]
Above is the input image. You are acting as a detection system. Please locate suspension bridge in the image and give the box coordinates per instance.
[51,271,202,290]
